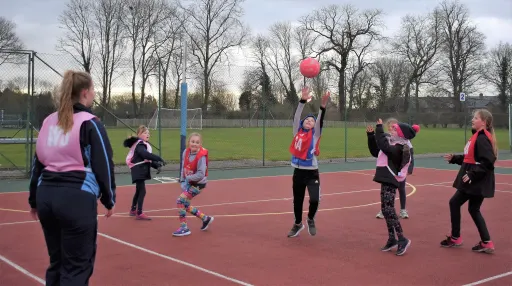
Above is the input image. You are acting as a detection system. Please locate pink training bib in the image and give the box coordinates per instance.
[126,140,152,168]
[36,111,96,173]
[376,146,411,182]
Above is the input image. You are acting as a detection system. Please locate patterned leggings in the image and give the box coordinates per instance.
[381,184,405,241]
[176,183,207,228]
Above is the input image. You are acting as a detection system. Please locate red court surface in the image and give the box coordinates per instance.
[1,167,511,286]
[495,159,512,168]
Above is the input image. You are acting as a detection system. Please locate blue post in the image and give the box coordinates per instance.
[179,81,188,178]
[179,37,188,179]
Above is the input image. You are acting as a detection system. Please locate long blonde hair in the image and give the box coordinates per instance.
[58,70,92,133]
[475,109,498,158]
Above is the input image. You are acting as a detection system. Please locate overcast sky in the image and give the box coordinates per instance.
[2,0,511,55]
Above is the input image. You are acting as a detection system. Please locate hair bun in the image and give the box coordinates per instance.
[412,124,420,133]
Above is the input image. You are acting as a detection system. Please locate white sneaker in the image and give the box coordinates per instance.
[400,209,409,219]
[376,211,384,219]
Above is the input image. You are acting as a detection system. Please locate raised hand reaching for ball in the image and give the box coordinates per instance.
[321,91,330,108]
[301,86,312,102]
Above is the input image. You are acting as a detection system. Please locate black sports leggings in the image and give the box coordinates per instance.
[131,180,146,214]
[292,168,320,224]
[381,184,404,240]
[398,180,406,210]
[449,190,491,241]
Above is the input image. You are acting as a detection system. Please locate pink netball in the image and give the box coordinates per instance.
[299,57,320,78]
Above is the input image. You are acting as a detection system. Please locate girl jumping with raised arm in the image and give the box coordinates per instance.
[369,119,418,256]
[287,86,330,238]
[440,109,497,253]
[372,118,419,219]
[173,132,214,237]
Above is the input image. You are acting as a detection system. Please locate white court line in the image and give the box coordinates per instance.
[462,271,512,286]
[97,232,253,286]
[0,254,45,285]
[0,220,37,226]
[142,181,454,214]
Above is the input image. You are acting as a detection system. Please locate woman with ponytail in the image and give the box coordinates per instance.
[28,70,116,284]
[441,109,497,254]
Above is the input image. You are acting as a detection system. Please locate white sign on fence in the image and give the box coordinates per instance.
[460,92,466,102]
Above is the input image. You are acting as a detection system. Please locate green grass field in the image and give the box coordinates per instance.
[0,127,510,169]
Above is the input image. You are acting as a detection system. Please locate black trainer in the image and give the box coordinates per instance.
[381,238,398,252]
[287,223,305,238]
[307,218,316,236]
[200,216,214,231]
[396,238,411,256]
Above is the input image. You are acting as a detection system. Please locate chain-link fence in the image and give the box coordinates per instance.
[1,49,511,178]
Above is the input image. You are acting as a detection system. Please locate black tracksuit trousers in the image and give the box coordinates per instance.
[36,185,98,286]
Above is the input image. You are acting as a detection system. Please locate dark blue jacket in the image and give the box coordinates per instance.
[28,103,116,210]
[123,136,163,183]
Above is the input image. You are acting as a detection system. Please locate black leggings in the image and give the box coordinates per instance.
[131,180,146,214]
[292,168,320,224]
[381,184,405,240]
[398,180,406,210]
[449,190,491,241]
[36,185,98,285]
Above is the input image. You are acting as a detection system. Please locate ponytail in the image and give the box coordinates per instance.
[475,109,498,159]
[490,127,498,159]
[58,71,75,133]
[57,70,93,133]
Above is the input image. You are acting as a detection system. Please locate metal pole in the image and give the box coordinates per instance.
[344,71,347,162]
[464,100,467,143]
[262,103,266,166]
[158,60,162,157]
[509,103,512,152]
[179,37,188,178]
[29,52,35,173]
[24,53,31,174]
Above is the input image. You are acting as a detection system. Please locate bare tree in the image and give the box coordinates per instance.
[153,1,184,108]
[266,22,299,106]
[181,0,249,112]
[250,35,276,106]
[57,0,95,73]
[393,10,442,113]
[370,57,392,111]
[300,4,383,119]
[0,17,24,65]
[485,42,512,110]
[438,0,486,112]
[293,26,315,86]
[346,33,374,113]
[93,0,126,114]
[124,0,169,116]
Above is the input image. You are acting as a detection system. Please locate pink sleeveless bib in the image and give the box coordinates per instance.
[36,111,97,172]
[126,140,152,168]
[376,145,411,182]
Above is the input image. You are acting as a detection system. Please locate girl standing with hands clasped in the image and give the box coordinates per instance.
[287,86,329,238]
[367,118,417,256]
[173,133,214,237]
[440,109,497,254]
[124,125,166,220]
